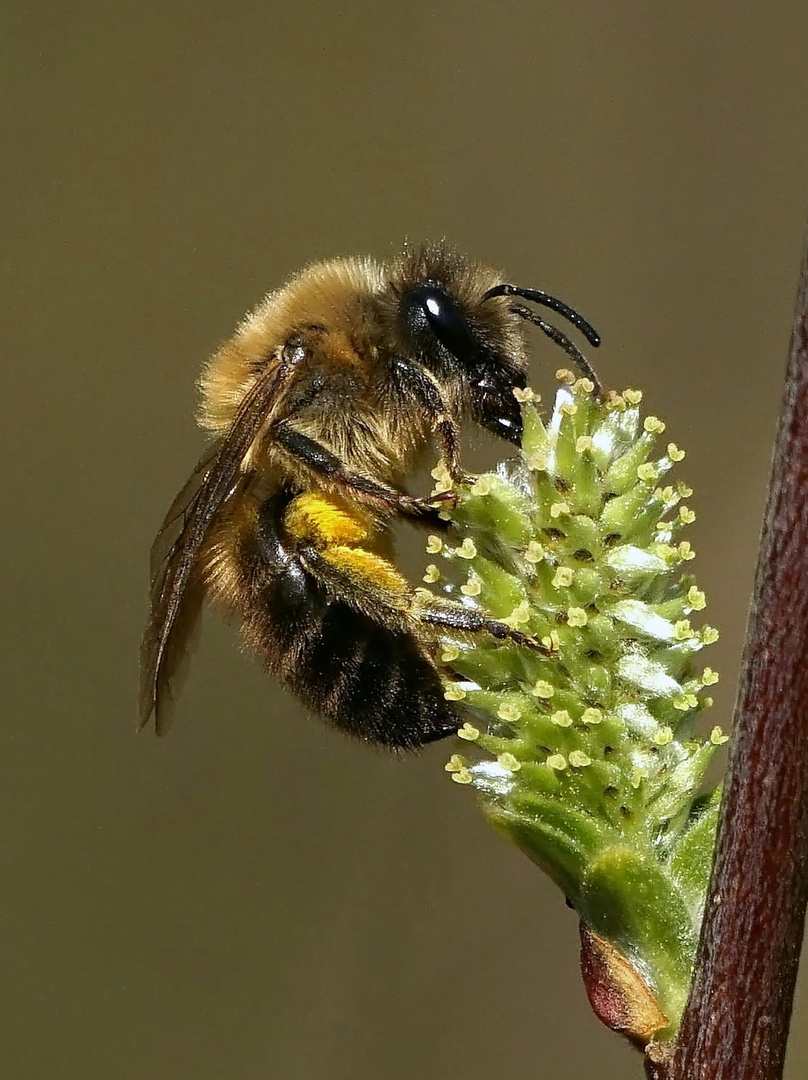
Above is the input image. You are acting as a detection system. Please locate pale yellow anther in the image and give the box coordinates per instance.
[445,754,466,773]
[605,390,625,410]
[674,692,699,711]
[674,619,693,640]
[552,566,574,588]
[581,707,603,725]
[668,443,685,462]
[575,435,594,454]
[677,540,696,561]
[497,752,522,772]
[456,538,477,559]
[701,667,720,686]
[451,768,473,785]
[710,726,729,746]
[701,626,720,645]
[677,482,694,498]
[631,766,649,789]
[660,485,675,502]
[440,644,460,663]
[574,377,595,394]
[559,400,578,417]
[524,540,545,564]
[444,685,467,702]
[460,577,482,597]
[531,680,555,699]
[623,388,643,405]
[422,565,440,584]
[568,750,592,768]
[457,723,480,742]
[567,607,588,628]
[541,629,561,653]
[550,501,571,519]
[653,542,676,561]
[527,451,549,472]
[430,465,452,494]
[644,416,666,435]
[471,474,494,496]
[687,586,706,611]
[637,462,658,482]
[546,753,568,770]
[550,709,573,728]
[513,386,538,403]
[679,506,696,525]
[504,601,531,628]
[653,726,674,746]
[555,368,576,385]
[497,701,523,723]
[425,534,443,554]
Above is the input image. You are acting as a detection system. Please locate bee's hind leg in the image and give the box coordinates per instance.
[416,599,546,652]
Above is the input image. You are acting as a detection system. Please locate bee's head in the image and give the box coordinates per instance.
[385,243,528,444]
[385,242,600,447]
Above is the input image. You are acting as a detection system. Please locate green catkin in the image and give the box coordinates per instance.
[429,377,722,1041]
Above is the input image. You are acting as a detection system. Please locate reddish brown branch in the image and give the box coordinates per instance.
[666,236,808,1078]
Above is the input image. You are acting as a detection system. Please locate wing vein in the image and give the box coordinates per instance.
[139,362,290,731]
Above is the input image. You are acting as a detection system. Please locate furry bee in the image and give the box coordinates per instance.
[140,242,600,749]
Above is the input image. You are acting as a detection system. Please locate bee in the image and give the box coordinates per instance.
[140,242,600,749]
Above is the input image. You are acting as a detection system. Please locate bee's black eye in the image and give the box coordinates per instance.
[407,286,479,364]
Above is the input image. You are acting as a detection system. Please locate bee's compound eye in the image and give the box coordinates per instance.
[408,286,479,364]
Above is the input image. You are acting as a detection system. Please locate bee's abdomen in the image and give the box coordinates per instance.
[229,490,460,750]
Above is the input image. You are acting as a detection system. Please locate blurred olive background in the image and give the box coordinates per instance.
[3,3,808,1078]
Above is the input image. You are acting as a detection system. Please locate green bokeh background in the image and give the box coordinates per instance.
[3,4,807,1077]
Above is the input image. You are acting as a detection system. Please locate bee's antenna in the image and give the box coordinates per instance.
[507,302,603,397]
[483,282,602,395]
[482,283,601,348]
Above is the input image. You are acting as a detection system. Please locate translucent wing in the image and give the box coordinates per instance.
[139,362,290,733]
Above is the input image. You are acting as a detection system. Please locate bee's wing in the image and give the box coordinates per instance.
[148,443,220,585]
[139,362,290,733]
[139,441,221,734]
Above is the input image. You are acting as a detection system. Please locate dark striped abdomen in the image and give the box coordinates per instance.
[227,490,460,750]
